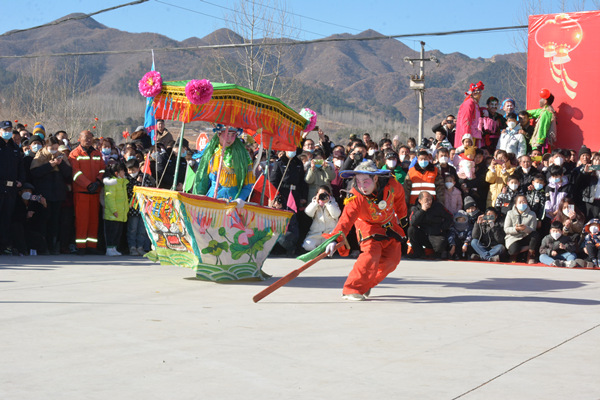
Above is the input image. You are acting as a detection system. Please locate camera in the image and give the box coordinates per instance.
[483,215,495,221]
[318,193,330,201]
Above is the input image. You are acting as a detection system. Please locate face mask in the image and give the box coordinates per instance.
[517,203,528,212]
[533,182,544,190]
[101,148,111,155]
[31,144,42,153]
[399,154,406,162]
[127,156,136,161]
[1,131,12,140]
[439,156,449,165]
[368,149,376,156]
[550,232,562,241]
[314,162,322,169]
[333,159,343,168]
[48,148,58,155]
[24,150,32,157]
[507,121,517,129]
[554,158,564,166]
[286,151,296,159]
[562,208,571,216]
[522,167,530,173]
[508,183,519,191]
[445,182,454,189]
[552,177,562,185]
[180,150,187,157]
[21,192,32,200]
[63,139,69,146]
[110,154,119,160]
[386,160,397,169]
[418,160,429,168]
[304,149,314,154]
[590,226,599,234]
[129,171,139,178]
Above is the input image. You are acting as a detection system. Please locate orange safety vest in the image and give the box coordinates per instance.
[408,167,438,204]
[69,145,106,193]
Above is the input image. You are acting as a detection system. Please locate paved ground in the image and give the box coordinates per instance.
[1,254,599,400]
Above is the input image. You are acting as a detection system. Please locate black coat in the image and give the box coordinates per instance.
[30,159,72,202]
[0,139,25,195]
[409,201,453,236]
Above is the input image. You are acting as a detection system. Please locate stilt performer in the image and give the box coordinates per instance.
[325,160,408,301]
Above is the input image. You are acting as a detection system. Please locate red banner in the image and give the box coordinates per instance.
[527,11,600,151]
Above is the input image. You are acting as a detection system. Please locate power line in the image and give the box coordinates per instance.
[0,24,529,59]
[0,0,149,37]
[198,0,362,34]
[156,0,327,38]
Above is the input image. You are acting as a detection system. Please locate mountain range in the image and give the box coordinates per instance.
[0,13,527,139]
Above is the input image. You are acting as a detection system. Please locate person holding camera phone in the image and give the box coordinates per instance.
[471,207,506,261]
[302,186,341,252]
[305,148,335,200]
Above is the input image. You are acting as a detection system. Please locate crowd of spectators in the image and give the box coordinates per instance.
[1,101,600,269]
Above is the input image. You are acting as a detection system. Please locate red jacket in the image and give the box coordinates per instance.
[327,177,407,255]
[69,145,105,193]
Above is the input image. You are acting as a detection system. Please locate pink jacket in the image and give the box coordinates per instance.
[454,97,482,148]
[444,187,463,216]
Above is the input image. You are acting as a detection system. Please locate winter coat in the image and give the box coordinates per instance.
[409,201,453,236]
[444,186,463,216]
[497,127,526,158]
[485,163,515,207]
[472,220,505,248]
[503,205,537,249]
[69,145,105,194]
[127,174,156,218]
[539,233,577,255]
[305,164,335,200]
[103,177,129,222]
[527,188,546,221]
[544,177,572,217]
[494,187,518,220]
[304,199,341,239]
[0,139,25,195]
[29,149,72,202]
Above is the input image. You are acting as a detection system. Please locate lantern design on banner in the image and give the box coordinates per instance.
[535,13,583,99]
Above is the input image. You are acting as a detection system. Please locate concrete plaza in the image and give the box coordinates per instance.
[1,255,599,399]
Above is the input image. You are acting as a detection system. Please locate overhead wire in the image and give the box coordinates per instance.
[0,0,149,37]
[0,25,529,60]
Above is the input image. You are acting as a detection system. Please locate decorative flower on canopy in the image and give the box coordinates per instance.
[185,79,214,105]
[535,13,582,99]
[138,71,163,98]
[300,108,317,132]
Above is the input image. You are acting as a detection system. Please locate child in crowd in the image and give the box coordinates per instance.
[302,185,341,251]
[103,162,129,256]
[497,113,526,158]
[485,149,514,207]
[471,207,505,261]
[526,174,546,229]
[463,196,481,226]
[126,159,155,256]
[544,165,571,232]
[583,219,600,268]
[539,221,577,268]
[494,174,520,221]
[448,210,472,260]
[443,175,462,215]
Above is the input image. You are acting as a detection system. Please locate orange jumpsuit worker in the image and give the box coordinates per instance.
[69,130,105,253]
[325,160,408,301]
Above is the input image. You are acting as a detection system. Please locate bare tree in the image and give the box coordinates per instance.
[212,0,300,100]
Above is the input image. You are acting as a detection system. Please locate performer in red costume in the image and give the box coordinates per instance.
[325,160,408,301]
[454,81,485,148]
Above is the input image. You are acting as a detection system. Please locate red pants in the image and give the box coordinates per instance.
[74,192,100,249]
[343,239,402,295]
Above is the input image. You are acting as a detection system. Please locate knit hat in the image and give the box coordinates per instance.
[33,122,45,138]
[579,145,591,157]
[464,196,477,210]
[134,125,145,133]
[461,134,473,143]
[453,210,469,231]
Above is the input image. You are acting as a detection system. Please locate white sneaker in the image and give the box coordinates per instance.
[129,247,139,256]
[106,247,121,256]
[342,293,365,301]
[136,247,145,256]
[564,260,576,268]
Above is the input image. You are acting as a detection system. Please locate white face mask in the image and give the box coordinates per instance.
[130,171,139,178]
[508,183,519,191]
[399,154,406,162]
[507,121,517,129]
[368,149,376,156]
[31,144,42,153]
[333,159,343,168]
[286,151,296,159]
[590,226,599,234]
[386,160,397,169]
[63,138,69,146]
[48,148,58,155]
[550,231,562,240]
[554,158,564,166]
[562,208,571,216]
[522,167,530,173]
[439,156,449,165]
[445,182,454,189]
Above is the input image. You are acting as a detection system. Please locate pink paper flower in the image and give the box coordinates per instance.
[138,71,163,97]
[300,108,317,132]
[185,79,213,105]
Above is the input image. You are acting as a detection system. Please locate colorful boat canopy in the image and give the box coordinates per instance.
[153,81,306,151]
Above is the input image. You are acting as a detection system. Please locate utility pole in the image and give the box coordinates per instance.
[404,41,439,145]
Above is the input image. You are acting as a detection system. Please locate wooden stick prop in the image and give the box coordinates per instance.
[252,232,350,303]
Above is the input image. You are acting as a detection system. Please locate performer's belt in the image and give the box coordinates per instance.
[363,222,405,243]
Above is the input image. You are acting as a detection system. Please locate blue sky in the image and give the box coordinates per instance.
[3,0,599,58]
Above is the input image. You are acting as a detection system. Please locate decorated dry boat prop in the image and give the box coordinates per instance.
[136,73,317,281]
